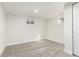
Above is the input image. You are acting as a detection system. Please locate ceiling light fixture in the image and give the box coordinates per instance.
[34,10,38,13]
[26,17,34,24]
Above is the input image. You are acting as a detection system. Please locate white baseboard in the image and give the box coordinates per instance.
[53,40,64,44]
[0,46,5,56]
[64,49,72,55]
[47,39,64,44]
[6,40,35,47]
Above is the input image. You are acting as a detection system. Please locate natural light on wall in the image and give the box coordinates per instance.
[57,19,62,24]
[36,35,41,41]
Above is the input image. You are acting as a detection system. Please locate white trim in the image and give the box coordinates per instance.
[52,40,64,44]
[64,49,72,55]
[47,39,64,44]
[6,40,35,47]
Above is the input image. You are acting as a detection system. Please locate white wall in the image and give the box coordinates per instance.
[46,16,64,44]
[64,4,73,55]
[0,5,5,55]
[5,14,46,46]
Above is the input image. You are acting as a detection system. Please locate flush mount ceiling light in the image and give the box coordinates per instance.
[34,10,38,13]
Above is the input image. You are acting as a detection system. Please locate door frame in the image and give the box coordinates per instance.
[72,2,79,56]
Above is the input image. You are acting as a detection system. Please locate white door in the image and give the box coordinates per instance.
[73,3,79,56]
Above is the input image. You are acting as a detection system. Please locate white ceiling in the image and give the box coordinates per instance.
[0,2,66,19]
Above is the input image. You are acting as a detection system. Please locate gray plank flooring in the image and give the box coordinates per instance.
[1,39,73,57]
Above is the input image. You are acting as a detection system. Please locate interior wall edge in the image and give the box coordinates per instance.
[0,46,5,56]
[0,5,6,56]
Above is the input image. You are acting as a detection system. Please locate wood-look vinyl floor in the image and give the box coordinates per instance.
[1,39,73,57]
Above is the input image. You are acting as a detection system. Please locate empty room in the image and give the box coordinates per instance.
[0,2,79,57]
